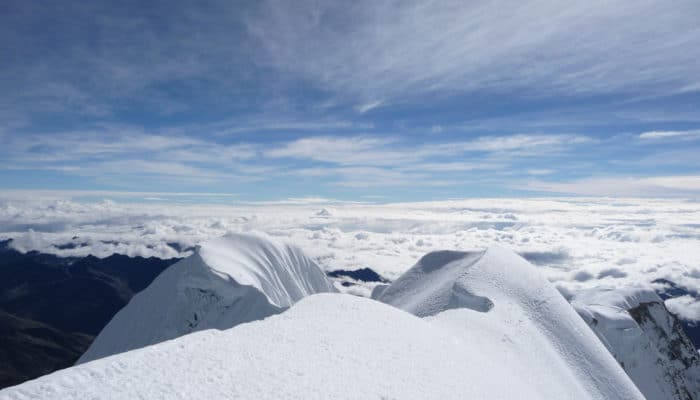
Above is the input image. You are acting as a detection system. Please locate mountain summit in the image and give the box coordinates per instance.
[78,233,336,364]
[6,239,700,399]
[5,242,648,399]
[376,246,644,399]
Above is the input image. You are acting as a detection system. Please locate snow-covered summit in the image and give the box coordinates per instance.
[572,287,700,400]
[377,246,644,399]
[78,232,336,364]
[11,238,698,399]
[0,293,642,400]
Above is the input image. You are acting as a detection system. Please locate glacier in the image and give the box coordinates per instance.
[77,232,336,364]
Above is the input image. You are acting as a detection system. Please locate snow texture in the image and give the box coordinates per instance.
[77,232,336,364]
[377,246,644,399]
[0,293,642,400]
[573,287,700,400]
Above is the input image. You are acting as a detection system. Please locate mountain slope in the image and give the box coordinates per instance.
[572,287,700,400]
[0,241,177,389]
[0,293,641,400]
[376,246,644,400]
[0,310,91,389]
[78,233,336,364]
[0,241,177,336]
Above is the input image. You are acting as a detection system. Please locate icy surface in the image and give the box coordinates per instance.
[573,287,700,400]
[378,246,644,399]
[1,293,641,400]
[78,233,336,364]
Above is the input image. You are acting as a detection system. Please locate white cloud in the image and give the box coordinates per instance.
[290,166,450,188]
[244,197,359,205]
[0,190,238,200]
[523,176,700,197]
[527,169,555,176]
[267,133,590,167]
[447,134,591,155]
[247,0,700,106]
[1,126,598,190]
[639,129,700,140]
[399,162,496,173]
[355,100,384,114]
[665,296,700,321]
[3,193,700,316]
[265,136,400,166]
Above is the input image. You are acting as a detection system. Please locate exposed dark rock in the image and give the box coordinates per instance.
[327,267,388,283]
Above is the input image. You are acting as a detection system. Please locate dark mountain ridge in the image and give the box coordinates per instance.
[0,239,179,388]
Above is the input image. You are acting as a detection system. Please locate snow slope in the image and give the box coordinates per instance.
[572,287,700,400]
[376,246,644,399]
[0,293,641,400]
[77,233,336,364]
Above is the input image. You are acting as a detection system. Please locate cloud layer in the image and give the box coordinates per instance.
[2,194,700,310]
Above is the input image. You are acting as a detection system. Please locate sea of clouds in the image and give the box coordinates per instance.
[1,195,699,318]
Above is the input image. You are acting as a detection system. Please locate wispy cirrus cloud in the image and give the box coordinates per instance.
[265,136,399,166]
[523,176,700,197]
[261,133,592,188]
[432,134,592,157]
[248,0,700,108]
[1,0,699,199]
[267,134,590,166]
[5,0,699,123]
[0,127,603,192]
[639,129,700,141]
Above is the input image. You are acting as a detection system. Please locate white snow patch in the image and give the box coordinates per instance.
[0,294,641,400]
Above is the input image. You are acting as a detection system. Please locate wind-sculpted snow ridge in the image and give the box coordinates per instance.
[376,246,645,400]
[0,294,642,400]
[572,287,700,400]
[77,233,336,364]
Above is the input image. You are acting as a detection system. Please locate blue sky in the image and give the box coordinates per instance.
[2,0,700,201]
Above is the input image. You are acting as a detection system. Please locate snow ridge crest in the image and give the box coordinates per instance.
[77,232,336,364]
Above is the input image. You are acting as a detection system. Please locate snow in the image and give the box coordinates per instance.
[198,233,336,308]
[573,286,662,312]
[77,233,336,364]
[0,294,641,400]
[377,246,644,399]
[572,287,700,400]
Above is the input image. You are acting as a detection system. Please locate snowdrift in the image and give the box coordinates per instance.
[572,287,700,400]
[376,246,644,399]
[77,233,336,364]
[0,294,641,400]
